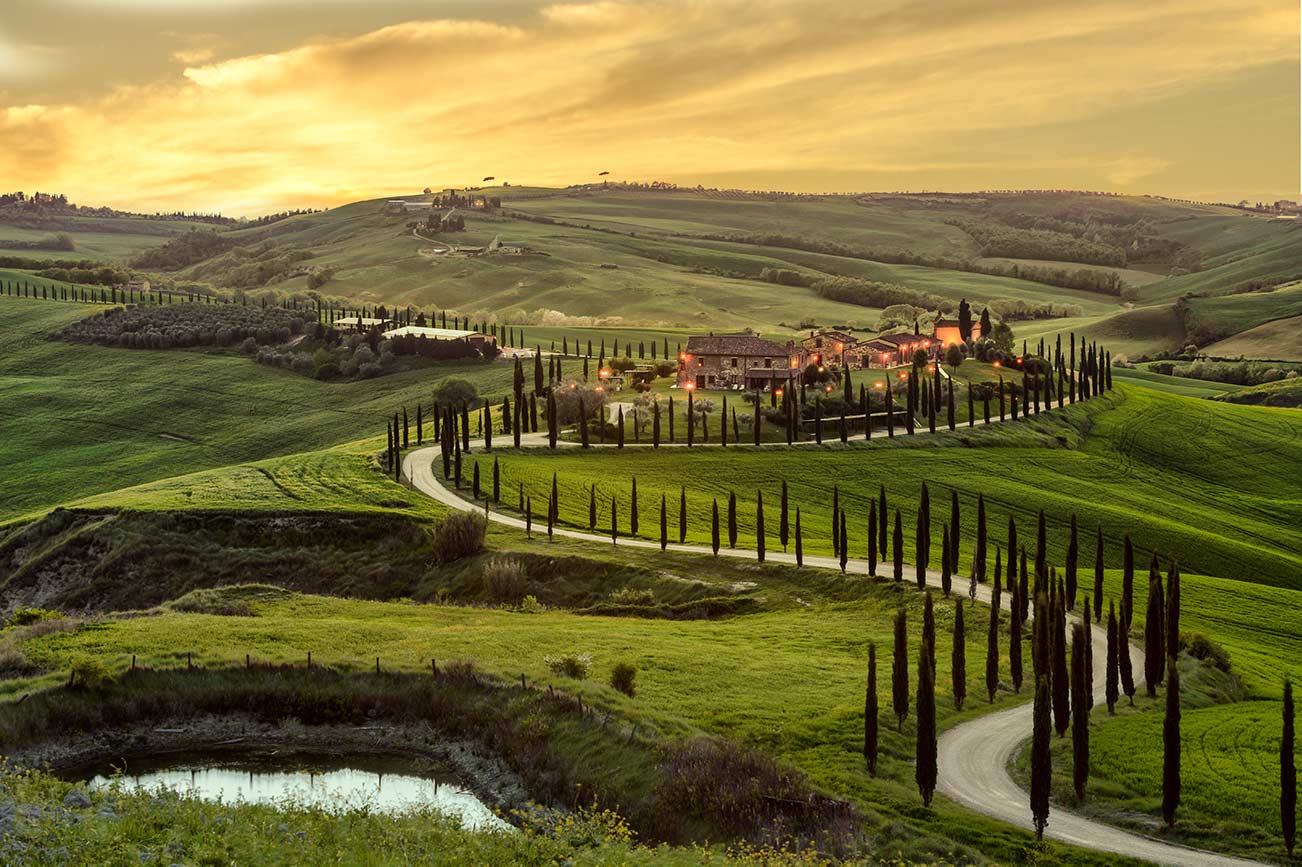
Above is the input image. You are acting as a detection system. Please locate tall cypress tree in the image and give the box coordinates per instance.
[940,526,952,596]
[893,510,904,582]
[1031,673,1052,840]
[492,456,500,503]
[756,491,766,563]
[865,643,879,776]
[630,477,639,536]
[1006,515,1018,594]
[588,484,596,530]
[1145,560,1166,696]
[1071,622,1090,799]
[831,485,840,557]
[986,584,1000,703]
[953,599,967,710]
[878,484,888,554]
[1163,653,1181,828]
[679,486,687,543]
[659,494,668,552]
[839,511,848,573]
[711,499,720,556]
[923,592,937,678]
[1121,535,1135,630]
[779,480,790,552]
[727,491,738,548]
[916,642,937,806]
[893,608,909,730]
[1093,527,1104,622]
[610,496,618,544]
[1283,678,1296,857]
[916,483,930,588]
[1010,576,1023,693]
[1052,593,1070,737]
[1105,601,1120,714]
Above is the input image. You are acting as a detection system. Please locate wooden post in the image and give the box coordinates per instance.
[431,658,438,677]
[307,651,312,669]
[519,673,527,690]
[376,657,381,674]
[131,654,136,672]
[187,652,192,671]
[246,653,250,669]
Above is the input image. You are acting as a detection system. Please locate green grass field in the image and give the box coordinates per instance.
[1204,314,1302,361]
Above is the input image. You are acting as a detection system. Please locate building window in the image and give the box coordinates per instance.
[730,357,738,368]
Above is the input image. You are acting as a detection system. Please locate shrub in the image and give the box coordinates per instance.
[610,662,637,697]
[607,587,656,606]
[431,377,479,407]
[430,513,487,564]
[483,557,529,604]
[67,654,111,689]
[167,588,255,616]
[4,607,63,628]
[1180,631,1232,672]
[518,594,545,614]
[545,652,592,679]
[0,643,39,677]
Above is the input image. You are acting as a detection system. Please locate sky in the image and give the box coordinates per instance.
[0,0,1297,216]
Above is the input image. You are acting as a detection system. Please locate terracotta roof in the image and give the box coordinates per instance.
[684,334,791,357]
[874,332,924,347]
[934,318,961,328]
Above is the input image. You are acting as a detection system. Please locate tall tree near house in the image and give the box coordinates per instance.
[986,580,1000,703]
[865,643,879,776]
[916,642,938,806]
[779,480,790,552]
[1071,622,1090,799]
[720,395,728,447]
[916,482,930,588]
[1010,574,1023,693]
[1065,514,1079,609]
[1283,679,1296,857]
[1163,653,1181,828]
[679,486,687,543]
[957,298,972,342]
[947,378,956,430]
[659,493,667,552]
[617,407,625,448]
[668,396,676,443]
[629,477,639,536]
[547,392,558,448]
[727,491,738,548]
[795,507,804,567]
[952,599,967,710]
[756,491,766,563]
[868,500,878,577]
[1052,593,1070,737]
[893,608,909,730]
[1105,602,1120,714]
[1145,559,1166,696]
[1031,673,1052,840]
[893,510,904,582]
[687,391,695,446]
[652,400,661,447]
[711,499,720,556]
[1093,527,1104,622]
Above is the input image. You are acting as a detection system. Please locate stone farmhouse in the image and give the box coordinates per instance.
[675,333,800,391]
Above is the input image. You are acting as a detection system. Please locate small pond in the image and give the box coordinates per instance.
[71,751,513,832]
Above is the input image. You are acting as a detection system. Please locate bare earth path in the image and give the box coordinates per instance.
[402,430,1262,865]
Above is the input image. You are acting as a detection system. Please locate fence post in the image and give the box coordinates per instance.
[376,657,381,674]
[307,651,312,669]
[187,652,192,671]
[246,653,250,669]
[520,673,526,690]
[431,658,438,677]
[131,654,136,672]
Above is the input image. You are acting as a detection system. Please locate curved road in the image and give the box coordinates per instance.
[402,435,1260,866]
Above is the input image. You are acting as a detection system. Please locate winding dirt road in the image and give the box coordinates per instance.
[402,438,1261,866]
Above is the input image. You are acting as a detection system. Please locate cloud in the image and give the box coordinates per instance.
[0,0,1295,213]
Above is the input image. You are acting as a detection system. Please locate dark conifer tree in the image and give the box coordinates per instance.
[831,485,840,557]
[727,491,738,548]
[953,599,967,710]
[879,484,888,554]
[949,489,961,575]
[492,457,500,503]
[630,477,639,536]
[1007,516,1018,594]
[893,510,904,582]
[1010,578,1023,693]
[659,493,668,551]
[1119,608,1137,706]
[1019,546,1030,628]
[975,494,987,583]
[1145,561,1166,696]
[1071,622,1090,799]
[756,491,766,563]
[472,461,480,498]
[839,511,848,573]
[610,496,618,544]
[916,643,937,806]
[865,643,879,776]
[893,608,909,730]
[916,483,930,588]
[1283,678,1296,856]
[1105,601,1120,714]
[617,407,625,448]
[922,591,937,679]
[1031,673,1052,840]
[547,392,558,448]
[795,507,804,567]
[652,401,661,448]
[679,486,687,543]
[1052,594,1070,737]
[1163,653,1181,828]
[589,484,597,530]
[711,499,720,556]
[947,378,956,430]
[941,526,952,596]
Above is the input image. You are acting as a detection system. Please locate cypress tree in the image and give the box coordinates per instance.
[472,461,480,498]
[1071,622,1090,799]
[1019,546,1030,629]
[1119,605,1137,705]
[1010,576,1023,693]
[1163,653,1181,828]
[679,486,687,543]
[831,485,840,557]
[727,491,738,548]
[916,642,937,806]
[546,486,555,541]
[975,494,987,583]
[893,510,904,582]
[652,401,661,447]
[630,477,639,536]
[779,480,790,552]
[893,608,909,730]
[1052,593,1070,737]
[865,643,879,776]
[949,489,960,575]
[940,526,952,596]
[720,395,728,447]
[610,496,618,544]
[711,500,720,556]
[1006,516,1018,594]
[1093,527,1104,622]
[947,378,956,430]
[1031,673,1052,839]
[1283,678,1296,857]
[795,507,804,567]
[589,484,597,530]
[953,599,967,710]
[547,392,558,448]
[916,483,930,588]
[659,493,668,551]
[1065,514,1079,609]
[1145,560,1166,696]
[923,592,937,678]
[878,484,888,554]
[617,407,625,447]
[756,491,766,563]
[492,457,500,503]
[668,396,676,442]
[839,511,848,573]
[1105,601,1120,714]
[525,496,532,538]
[868,501,878,576]
[986,578,1000,703]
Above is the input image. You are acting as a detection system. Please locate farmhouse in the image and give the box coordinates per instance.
[381,325,497,351]
[676,333,799,391]
[800,329,856,366]
[335,316,395,329]
[933,318,981,347]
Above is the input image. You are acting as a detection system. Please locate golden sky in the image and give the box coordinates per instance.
[0,0,1297,215]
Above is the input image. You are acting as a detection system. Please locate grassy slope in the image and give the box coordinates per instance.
[0,214,196,261]
[1109,366,1242,398]
[1203,314,1302,361]
[474,386,1302,589]
[1184,282,1302,344]
[1140,223,1302,303]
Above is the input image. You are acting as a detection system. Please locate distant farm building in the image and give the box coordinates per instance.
[676,333,799,391]
[381,325,498,351]
[336,316,396,329]
[933,318,982,347]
